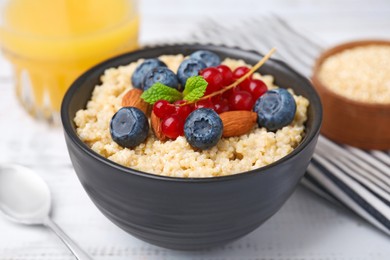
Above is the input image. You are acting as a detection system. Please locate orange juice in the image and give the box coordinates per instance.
[0,0,139,123]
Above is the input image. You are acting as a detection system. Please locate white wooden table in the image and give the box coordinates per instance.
[1,0,390,259]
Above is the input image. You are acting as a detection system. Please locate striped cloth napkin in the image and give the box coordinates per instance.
[184,17,390,235]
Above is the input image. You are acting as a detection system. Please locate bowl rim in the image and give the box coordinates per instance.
[61,44,322,183]
[312,39,390,110]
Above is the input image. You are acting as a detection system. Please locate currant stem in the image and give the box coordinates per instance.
[178,47,277,106]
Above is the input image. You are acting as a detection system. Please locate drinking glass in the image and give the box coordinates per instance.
[0,0,139,124]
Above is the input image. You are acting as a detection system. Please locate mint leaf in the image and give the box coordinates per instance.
[182,76,208,102]
[141,83,182,104]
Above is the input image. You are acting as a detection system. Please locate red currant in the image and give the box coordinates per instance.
[195,99,215,110]
[237,80,251,92]
[247,79,268,100]
[200,67,223,95]
[229,90,254,111]
[161,115,184,139]
[216,65,233,86]
[222,86,241,100]
[213,98,230,113]
[153,100,175,119]
[211,94,223,104]
[233,66,252,88]
[174,100,193,119]
[232,66,252,80]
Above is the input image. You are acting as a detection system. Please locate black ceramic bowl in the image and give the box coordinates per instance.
[61,44,322,250]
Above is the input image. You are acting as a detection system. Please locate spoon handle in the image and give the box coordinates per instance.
[45,217,93,260]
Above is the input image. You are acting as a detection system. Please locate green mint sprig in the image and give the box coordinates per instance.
[182,76,207,101]
[140,82,182,104]
[141,76,208,104]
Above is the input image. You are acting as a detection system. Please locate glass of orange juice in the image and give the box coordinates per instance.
[0,0,139,124]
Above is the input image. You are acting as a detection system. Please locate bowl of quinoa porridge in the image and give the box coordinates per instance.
[61,44,322,250]
[312,40,390,150]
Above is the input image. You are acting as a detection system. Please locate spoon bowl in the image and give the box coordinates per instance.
[0,164,51,225]
[0,164,92,260]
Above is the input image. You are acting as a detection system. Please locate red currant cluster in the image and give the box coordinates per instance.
[153,99,192,139]
[152,65,268,140]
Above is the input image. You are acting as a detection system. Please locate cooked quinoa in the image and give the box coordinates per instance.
[74,55,309,178]
[318,45,390,104]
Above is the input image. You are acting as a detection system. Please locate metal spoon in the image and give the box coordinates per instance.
[0,164,93,260]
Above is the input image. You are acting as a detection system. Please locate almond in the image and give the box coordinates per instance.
[219,111,257,137]
[150,111,168,141]
[122,88,149,115]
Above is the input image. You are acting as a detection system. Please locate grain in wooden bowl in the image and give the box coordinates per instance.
[312,40,390,150]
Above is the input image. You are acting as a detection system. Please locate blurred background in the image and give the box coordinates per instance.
[2,0,389,92]
[2,0,389,83]
[138,0,389,44]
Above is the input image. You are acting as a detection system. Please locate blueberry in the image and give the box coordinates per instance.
[177,58,207,86]
[131,59,167,89]
[190,50,221,67]
[184,108,223,150]
[110,107,149,148]
[143,66,179,91]
[253,88,296,131]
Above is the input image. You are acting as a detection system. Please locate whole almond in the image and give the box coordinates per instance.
[150,111,168,141]
[122,88,149,115]
[220,111,257,137]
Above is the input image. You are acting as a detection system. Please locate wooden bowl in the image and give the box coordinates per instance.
[312,40,390,150]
